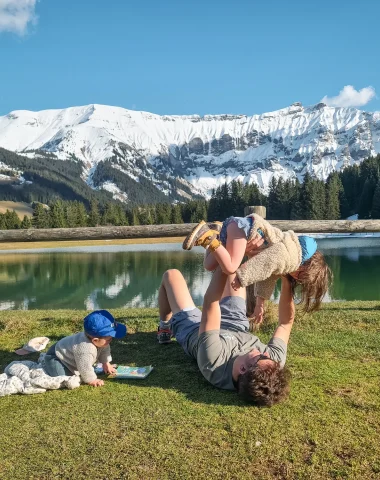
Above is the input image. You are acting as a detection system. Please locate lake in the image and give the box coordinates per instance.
[0,237,380,310]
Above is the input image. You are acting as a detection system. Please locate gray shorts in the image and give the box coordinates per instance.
[170,296,249,358]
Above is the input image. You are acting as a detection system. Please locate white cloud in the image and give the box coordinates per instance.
[0,0,38,35]
[321,85,376,108]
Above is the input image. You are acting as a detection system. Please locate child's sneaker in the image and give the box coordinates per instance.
[157,326,172,344]
[182,221,223,251]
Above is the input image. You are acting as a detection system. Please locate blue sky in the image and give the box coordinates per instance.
[0,0,379,116]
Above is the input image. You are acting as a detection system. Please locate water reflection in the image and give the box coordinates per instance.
[0,238,380,310]
[0,249,212,310]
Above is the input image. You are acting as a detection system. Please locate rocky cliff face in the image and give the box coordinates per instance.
[0,102,379,201]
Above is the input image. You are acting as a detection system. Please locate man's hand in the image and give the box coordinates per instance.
[102,362,117,375]
[245,235,264,258]
[253,297,265,325]
[231,275,241,291]
[88,379,104,387]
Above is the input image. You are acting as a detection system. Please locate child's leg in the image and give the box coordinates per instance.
[211,220,247,275]
[44,355,72,377]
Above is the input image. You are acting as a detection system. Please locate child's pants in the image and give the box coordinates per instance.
[44,344,73,377]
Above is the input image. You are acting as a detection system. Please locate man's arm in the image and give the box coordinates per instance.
[272,275,295,346]
[199,267,228,334]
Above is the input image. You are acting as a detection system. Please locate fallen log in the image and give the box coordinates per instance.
[0,219,380,242]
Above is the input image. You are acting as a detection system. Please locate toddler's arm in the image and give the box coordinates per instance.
[74,350,103,386]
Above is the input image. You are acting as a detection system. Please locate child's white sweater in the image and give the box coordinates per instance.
[236,215,302,299]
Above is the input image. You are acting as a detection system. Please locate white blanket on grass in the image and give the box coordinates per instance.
[0,354,81,397]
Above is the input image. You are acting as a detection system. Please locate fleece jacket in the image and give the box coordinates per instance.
[236,215,302,299]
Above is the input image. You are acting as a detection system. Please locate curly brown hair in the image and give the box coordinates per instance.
[290,250,332,313]
[237,362,291,406]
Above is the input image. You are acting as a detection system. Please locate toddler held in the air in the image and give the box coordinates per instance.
[183,214,331,323]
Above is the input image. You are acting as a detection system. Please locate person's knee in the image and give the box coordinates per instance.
[162,269,182,284]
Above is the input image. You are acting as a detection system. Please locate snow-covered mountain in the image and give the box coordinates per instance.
[0,102,379,201]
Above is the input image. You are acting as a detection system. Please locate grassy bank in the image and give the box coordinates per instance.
[0,237,184,251]
[1,303,380,479]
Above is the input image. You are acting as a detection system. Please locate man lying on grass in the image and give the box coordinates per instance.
[157,242,295,406]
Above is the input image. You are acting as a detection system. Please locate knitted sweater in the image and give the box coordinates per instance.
[236,229,302,300]
[54,332,112,384]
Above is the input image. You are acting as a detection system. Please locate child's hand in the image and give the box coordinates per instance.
[89,379,104,387]
[231,275,241,291]
[102,362,117,375]
[245,236,264,257]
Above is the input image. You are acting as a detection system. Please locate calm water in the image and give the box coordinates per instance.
[0,238,380,310]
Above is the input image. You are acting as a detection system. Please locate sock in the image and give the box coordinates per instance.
[159,319,171,330]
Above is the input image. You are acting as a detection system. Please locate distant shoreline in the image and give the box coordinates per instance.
[0,237,184,251]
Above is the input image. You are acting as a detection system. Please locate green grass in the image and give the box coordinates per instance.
[1,303,380,480]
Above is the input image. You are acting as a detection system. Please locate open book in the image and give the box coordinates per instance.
[108,365,154,379]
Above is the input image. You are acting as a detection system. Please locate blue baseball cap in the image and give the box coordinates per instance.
[84,310,127,338]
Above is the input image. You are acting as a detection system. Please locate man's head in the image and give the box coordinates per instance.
[232,349,291,406]
[83,310,127,347]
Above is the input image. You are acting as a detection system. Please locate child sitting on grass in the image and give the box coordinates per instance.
[43,310,126,387]
[183,214,331,324]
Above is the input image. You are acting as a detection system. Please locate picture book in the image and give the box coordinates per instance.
[108,365,154,379]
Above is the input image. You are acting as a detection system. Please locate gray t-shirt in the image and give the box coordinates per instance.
[196,330,287,391]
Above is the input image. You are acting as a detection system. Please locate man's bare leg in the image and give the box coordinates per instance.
[158,269,196,343]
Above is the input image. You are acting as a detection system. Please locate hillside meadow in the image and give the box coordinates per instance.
[0,303,379,479]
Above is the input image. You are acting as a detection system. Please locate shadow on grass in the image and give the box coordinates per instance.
[106,331,246,407]
[0,331,245,407]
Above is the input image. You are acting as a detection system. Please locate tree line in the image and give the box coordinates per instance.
[1,154,380,229]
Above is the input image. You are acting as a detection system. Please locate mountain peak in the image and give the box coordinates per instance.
[0,102,379,200]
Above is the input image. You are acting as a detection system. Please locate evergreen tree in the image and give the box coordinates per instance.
[4,210,21,229]
[114,205,127,225]
[371,180,380,219]
[358,176,376,219]
[32,203,50,228]
[267,177,279,219]
[49,200,66,228]
[156,203,171,224]
[0,214,6,229]
[301,174,326,219]
[21,215,32,229]
[325,173,341,220]
[102,202,117,225]
[88,200,100,227]
[171,204,183,224]
[65,202,78,228]
[207,188,220,221]
[75,202,88,227]
[230,180,244,217]
[132,208,140,225]
[289,179,304,220]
